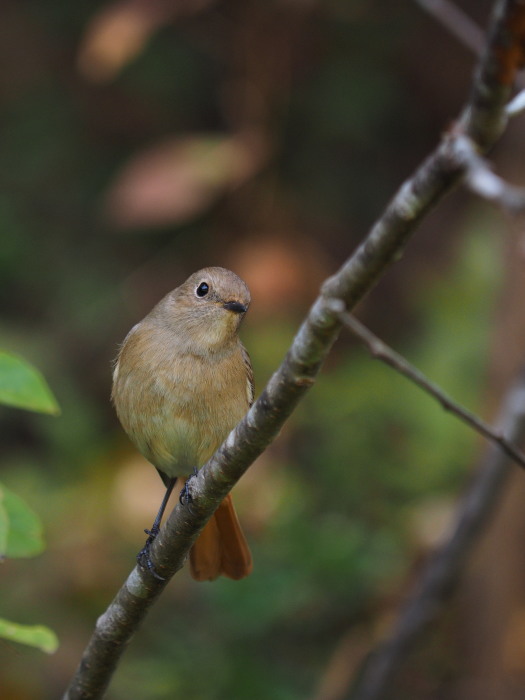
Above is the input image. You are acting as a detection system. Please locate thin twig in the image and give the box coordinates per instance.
[507,87,525,115]
[451,134,525,213]
[63,2,525,698]
[414,0,485,55]
[335,308,525,470]
[349,367,525,700]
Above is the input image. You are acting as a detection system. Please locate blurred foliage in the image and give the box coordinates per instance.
[0,482,45,558]
[0,0,516,698]
[0,351,59,415]
[0,618,58,654]
[0,354,57,654]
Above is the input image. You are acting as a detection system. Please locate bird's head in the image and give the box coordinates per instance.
[157,267,251,354]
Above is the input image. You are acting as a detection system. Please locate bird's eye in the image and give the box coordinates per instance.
[196,282,209,297]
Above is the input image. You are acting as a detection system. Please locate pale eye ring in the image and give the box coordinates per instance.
[196,282,209,297]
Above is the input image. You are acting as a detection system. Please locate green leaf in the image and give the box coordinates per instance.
[0,618,58,653]
[0,484,45,558]
[0,351,60,415]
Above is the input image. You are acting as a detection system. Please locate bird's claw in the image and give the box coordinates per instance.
[179,467,199,506]
[136,528,165,580]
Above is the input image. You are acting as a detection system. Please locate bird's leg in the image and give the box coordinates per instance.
[179,467,199,506]
[137,477,177,579]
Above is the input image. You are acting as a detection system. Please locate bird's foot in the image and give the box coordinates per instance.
[179,467,199,506]
[136,526,165,580]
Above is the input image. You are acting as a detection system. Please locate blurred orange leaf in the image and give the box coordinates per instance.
[105,131,268,228]
[231,233,330,314]
[77,0,215,82]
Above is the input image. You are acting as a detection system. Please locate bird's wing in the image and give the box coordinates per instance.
[241,343,255,406]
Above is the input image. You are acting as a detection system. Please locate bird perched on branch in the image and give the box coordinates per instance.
[112,266,253,581]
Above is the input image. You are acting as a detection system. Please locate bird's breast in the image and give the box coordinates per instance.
[112,332,250,476]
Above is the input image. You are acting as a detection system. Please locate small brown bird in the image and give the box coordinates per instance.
[112,267,253,581]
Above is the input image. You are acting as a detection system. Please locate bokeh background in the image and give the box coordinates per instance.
[2,1,525,698]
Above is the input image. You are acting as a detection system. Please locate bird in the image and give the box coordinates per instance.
[111,266,253,581]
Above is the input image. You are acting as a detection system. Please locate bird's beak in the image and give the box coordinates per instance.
[223,301,248,314]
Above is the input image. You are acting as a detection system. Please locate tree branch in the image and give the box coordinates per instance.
[459,0,525,148]
[63,2,525,697]
[335,308,525,470]
[349,367,525,700]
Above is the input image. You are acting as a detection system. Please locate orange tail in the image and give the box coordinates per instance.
[189,493,252,582]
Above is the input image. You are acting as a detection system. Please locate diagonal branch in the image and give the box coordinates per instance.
[335,308,525,470]
[63,2,525,698]
[349,366,525,700]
